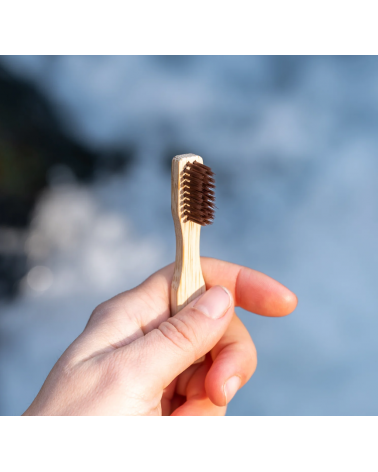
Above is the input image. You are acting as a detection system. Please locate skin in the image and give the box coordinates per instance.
[24,257,297,416]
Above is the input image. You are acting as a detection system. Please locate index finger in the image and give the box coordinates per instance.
[201,257,297,317]
[151,257,297,318]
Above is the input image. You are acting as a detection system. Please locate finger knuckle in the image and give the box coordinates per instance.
[234,340,258,378]
[158,316,197,353]
[87,297,127,328]
[87,301,110,325]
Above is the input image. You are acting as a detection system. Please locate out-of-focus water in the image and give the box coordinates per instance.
[0,56,377,415]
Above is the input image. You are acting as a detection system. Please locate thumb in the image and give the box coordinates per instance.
[128,285,233,392]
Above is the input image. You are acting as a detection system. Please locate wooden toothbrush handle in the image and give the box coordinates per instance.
[171,250,206,316]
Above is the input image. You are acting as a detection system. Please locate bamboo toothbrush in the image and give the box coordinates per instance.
[171,154,216,341]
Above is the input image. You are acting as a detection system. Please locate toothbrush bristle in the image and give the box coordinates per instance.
[181,161,216,226]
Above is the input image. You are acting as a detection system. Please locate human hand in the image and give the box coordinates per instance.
[24,258,297,416]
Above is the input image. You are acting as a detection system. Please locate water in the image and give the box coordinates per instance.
[0,56,377,415]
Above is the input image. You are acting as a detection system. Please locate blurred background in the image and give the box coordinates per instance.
[0,56,377,416]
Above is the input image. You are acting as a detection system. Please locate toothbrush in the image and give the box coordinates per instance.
[171,154,216,353]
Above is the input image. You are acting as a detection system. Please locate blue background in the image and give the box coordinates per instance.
[0,56,377,415]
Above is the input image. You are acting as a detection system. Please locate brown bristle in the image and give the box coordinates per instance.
[181,161,216,226]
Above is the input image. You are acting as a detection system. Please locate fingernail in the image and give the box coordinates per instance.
[224,376,241,403]
[193,286,232,319]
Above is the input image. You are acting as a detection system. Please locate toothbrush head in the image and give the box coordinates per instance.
[181,161,216,226]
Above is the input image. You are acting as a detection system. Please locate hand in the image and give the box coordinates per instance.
[24,258,297,416]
